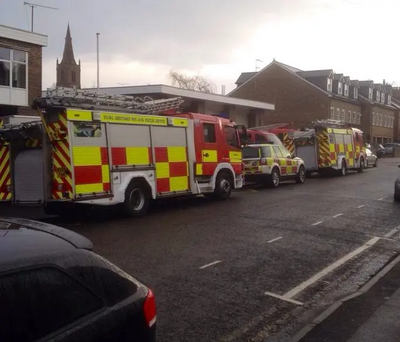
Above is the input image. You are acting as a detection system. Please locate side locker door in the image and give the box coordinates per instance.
[198,122,218,177]
[70,120,111,198]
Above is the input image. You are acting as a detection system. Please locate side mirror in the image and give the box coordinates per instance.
[291,153,296,158]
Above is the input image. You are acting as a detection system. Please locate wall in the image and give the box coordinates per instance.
[330,98,361,126]
[230,63,330,129]
[0,36,42,116]
[370,105,395,142]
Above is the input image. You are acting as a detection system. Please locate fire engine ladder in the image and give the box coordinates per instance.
[43,87,185,115]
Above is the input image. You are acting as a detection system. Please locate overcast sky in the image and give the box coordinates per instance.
[1,0,399,93]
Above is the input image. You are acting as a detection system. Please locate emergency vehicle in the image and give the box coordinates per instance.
[0,115,42,202]
[238,123,284,146]
[242,143,306,187]
[5,87,244,217]
[293,119,366,176]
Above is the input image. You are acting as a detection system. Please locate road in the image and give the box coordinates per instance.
[3,157,400,342]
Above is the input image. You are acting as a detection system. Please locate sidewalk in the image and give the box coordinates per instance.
[291,254,400,342]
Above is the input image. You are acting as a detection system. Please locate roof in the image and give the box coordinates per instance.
[60,23,77,65]
[235,72,257,85]
[333,73,344,81]
[79,84,275,111]
[359,80,374,87]
[0,24,47,47]
[296,70,333,78]
[0,217,93,264]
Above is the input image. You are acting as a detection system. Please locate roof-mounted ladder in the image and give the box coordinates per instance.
[41,87,185,115]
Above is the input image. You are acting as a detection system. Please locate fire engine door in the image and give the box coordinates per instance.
[222,125,241,168]
[199,122,219,176]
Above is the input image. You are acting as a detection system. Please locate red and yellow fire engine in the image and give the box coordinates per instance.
[1,87,245,217]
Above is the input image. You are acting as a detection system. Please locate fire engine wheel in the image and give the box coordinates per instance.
[214,171,232,200]
[269,168,280,187]
[358,157,365,173]
[296,165,306,184]
[123,180,150,217]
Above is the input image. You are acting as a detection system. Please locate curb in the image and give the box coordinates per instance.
[289,253,400,342]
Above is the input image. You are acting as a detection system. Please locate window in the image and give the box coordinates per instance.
[388,95,392,105]
[352,111,356,123]
[379,113,383,126]
[330,107,335,119]
[0,267,103,342]
[224,125,239,148]
[376,91,380,102]
[0,47,27,89]
[354,87,358,99]
[279,146,292,158]
[381,93,385,104]
[372,112,376,126]
[327,78,332,92]
[338,82,343,95]
[272,146,283,157]
[341,109,345,122]
[255,133,268,143]
[336,108,341,120]
[348,110,352,123]
[357,112,361,124]
[261,146,272,157]
[242,146,260,159]
[203,123,216,143]
[369,88,373,100]
[344,84,349,96]
[73,122,102,137]
[384,115,388,127]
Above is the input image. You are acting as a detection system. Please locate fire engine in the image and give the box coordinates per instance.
[1,87,245,217]
[292,119,366,176]
[0,115,42,202]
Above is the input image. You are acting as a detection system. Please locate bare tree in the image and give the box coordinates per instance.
[169,70,216,94]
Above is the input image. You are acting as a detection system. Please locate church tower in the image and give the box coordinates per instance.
[56,23,81,88]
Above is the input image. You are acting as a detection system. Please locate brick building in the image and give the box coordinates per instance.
[56,24,81,88]
[229,60,395,143]
[0,25,47,116]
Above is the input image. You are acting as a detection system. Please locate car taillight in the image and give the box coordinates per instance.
[143,288,156,328]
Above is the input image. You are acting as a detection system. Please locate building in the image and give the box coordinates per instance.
[0,25,47,116]
[229,60,395,142]
[56,24,81,88]
[43,84,275,127]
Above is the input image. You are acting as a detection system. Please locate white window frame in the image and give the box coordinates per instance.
[381,93,385,104]
[338,82,343,95]
[327,78,332,92]
[376,91,380,102]
[354,87,358,99]
[357,112,361,124]
[380,113,383,126]
[388,95,392,105]
[330,107,335,119]
[384,114,387,127]
[344,84,349,96]
[0,48,28,90]
[368,88,373,100]
[336,108,340,120]
[347,110,352,123]
[352,111,356,123]
[372,112,375,126]
[341,109,345,121]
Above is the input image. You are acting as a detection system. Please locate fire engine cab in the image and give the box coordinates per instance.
[1,87,245,217]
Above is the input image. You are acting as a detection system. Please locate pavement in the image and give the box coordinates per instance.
[2,157,400,342]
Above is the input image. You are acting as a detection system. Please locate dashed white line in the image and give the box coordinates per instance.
[199,260,222,270]
[333,213,343,218]
[357,205,365,208]
[312,221,323,226]
[267,236,283,243]
[384,225,400,238]
[264,292,303,306]
[283,236,380,299]
[378,198,384,201]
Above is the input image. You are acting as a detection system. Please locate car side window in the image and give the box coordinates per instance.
[0,267,104,342]
[278,146,291,158]
[272,146,283,157]
[203,123,216,143]
[261,146,272,157]
[224,125,239,148]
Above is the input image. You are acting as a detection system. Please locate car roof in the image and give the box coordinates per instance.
[0,217,93,265]
[244,143,278,147]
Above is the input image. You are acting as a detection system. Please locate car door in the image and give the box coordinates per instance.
[365,148,374,166]
[278,146,297,175]
[271,145,286,176]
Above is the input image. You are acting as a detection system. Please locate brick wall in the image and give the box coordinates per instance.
[0,37,42,116]
[229,63,330,129]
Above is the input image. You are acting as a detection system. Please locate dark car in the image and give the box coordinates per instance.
[0,217,156,342]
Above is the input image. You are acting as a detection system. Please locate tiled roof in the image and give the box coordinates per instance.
[296,69,332,78]
[235,72,258,85]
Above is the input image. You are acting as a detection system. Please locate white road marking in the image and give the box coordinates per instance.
[312,221,323,226]
[267,236,283,243]
[384,225,400,238]
[378,198,384,201]
[264,291,303,306]
[199,260,222,269]
[283,236,380,299]
[333,213,343,218]
[357,205,365,208]
[366,235,396,242]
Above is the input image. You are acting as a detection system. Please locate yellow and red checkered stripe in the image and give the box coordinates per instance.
[0,143,11,201]
[111,147,152,166]
[155,146,189,193]
[318,131,331,167]
[72,146,110,195]
[195,150,242,176]
[275,157,298,174]
[283,133,295,154]
[47,112,73,199]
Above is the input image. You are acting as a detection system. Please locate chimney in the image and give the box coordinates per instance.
[221,85,226,95]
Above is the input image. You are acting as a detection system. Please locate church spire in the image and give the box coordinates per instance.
[61,23,77,65]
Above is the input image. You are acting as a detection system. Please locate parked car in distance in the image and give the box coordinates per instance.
[366,143,385,158]
[383,143,400,155]
[365,148,378,168]
[0,217,156,342]
[395,166,400,202]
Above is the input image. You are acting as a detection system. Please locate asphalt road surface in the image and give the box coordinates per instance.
[3,157,400,342]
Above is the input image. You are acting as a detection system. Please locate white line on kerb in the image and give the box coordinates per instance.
[357,205,365,208]
[378,198,384,201]
[283,236,380,299]
[312,221,323,226]
[384,225,400,238]
[199,260,222,270]
[267,237,283,243]
[264,292,303,306]
[333,213,343,218]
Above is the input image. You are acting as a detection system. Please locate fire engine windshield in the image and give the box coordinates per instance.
[242,146,260,159]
